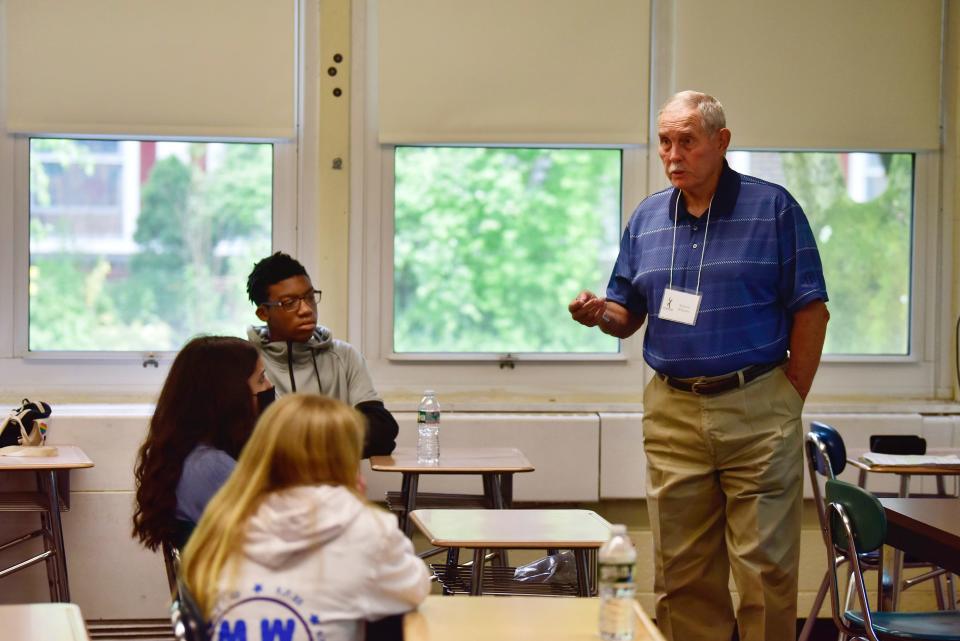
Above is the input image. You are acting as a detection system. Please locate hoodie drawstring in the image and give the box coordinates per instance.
[285,339,324,395]
[311,352,323,395]
[286,341,297,392]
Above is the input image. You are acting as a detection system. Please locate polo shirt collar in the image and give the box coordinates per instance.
[669,159,741,222]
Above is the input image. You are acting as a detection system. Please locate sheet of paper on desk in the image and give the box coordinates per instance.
[861,453,960,467]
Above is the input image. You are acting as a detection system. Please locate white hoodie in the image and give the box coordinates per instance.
[209,485,430,641]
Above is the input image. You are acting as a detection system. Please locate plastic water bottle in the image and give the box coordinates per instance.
[598,524,637,641]
[416,390,440,465]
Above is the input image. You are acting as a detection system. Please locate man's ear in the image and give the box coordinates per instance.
[255,305,269,323]
[717,127,731,153]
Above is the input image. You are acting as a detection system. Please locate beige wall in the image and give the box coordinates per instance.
[314,0,352,338]
[950,1,960,400]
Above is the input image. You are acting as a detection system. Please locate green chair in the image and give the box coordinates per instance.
[824,479,960,641]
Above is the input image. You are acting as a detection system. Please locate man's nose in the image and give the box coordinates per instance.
[296,299,315,316]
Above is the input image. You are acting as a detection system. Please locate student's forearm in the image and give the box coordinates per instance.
[356,400,399,458]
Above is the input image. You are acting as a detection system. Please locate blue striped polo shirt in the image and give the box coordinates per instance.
[606,160,828,378]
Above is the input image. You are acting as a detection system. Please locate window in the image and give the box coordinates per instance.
[392,146,622,355]
[727,151,913,356]
[28,138,273,351]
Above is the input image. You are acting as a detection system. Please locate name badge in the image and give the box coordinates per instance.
[658,287,701,325]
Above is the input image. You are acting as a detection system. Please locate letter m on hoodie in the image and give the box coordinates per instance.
[217,619,246,641]
[260,618,295,641]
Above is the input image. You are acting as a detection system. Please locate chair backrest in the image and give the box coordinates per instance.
[823,479,887,640]
[810,421,846,476]
[805,422,848,544]
[869,434,926,455]
[171,577,210,641]
[825,479,887,554]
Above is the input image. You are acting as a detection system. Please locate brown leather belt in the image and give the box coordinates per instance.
[661,360,783,396]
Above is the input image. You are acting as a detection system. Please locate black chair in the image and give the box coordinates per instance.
[824,479,960,641]
[170,577,210,641]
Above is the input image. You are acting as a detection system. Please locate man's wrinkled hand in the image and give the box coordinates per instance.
[569,290,606,327]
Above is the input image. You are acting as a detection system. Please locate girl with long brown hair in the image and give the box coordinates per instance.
[132,335,274,551]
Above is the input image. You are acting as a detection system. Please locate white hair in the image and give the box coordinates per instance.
[658,91,726,136]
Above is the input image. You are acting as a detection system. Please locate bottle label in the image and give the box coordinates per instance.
[418,410,440,424]
[599,562,634,583]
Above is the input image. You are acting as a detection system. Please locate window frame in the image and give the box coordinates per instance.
[727,148,920,361]
[10,134,298,362]
[807,150,949,398]
[0,0,317,396]
[353,140,651,395]
[387,143,630,362]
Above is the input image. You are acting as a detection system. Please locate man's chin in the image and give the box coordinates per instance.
[292,326,317,341]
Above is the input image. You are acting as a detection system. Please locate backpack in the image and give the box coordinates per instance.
[0,398,52,448]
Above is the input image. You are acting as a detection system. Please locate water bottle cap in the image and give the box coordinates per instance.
[610,524,627,534]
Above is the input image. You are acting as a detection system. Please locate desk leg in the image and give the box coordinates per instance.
[402,474,419,537]
[440,547,460,596]
[38,511,58,601]
[481,474,509,566]
[890,475,913,610]
[501,473,514,507]
[33,472,59,602]
[936,476,947,496]
[43,470,70,602]
[398,474,411,531]
[574,549,590,597]
[470,548,485,596]
[481,474,503,509]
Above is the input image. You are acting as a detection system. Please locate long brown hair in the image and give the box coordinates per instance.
[132,335,260,551]
[183,394,365,616]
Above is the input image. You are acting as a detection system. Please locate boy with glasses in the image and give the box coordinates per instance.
[246,252,398,457]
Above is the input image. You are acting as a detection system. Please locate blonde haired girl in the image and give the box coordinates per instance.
[182,393,429,641]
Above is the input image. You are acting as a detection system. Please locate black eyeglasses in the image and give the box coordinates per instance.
[261,290,322,312]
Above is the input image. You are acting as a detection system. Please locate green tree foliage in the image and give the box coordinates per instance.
[28,141,271,351]
[394,147,620,353]
[782,153,911,354]
[128,144,272,343]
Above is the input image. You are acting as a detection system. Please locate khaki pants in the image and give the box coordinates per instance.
[643,366,804,641]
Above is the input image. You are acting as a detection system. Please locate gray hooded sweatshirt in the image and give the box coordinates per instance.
[247,325,399,457]
[247,325,380,404]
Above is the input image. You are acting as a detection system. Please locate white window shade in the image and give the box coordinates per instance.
[674,0,941,151]
[3,0,296,139]
[378,0,650,145]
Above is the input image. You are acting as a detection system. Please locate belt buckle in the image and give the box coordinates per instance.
[689,377,710,394]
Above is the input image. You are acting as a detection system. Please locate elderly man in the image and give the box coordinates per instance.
[570,91,828,641]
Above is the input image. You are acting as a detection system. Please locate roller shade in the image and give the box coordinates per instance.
[378,0,650,145]
[674,0,941,150]
[3,0,297,139]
